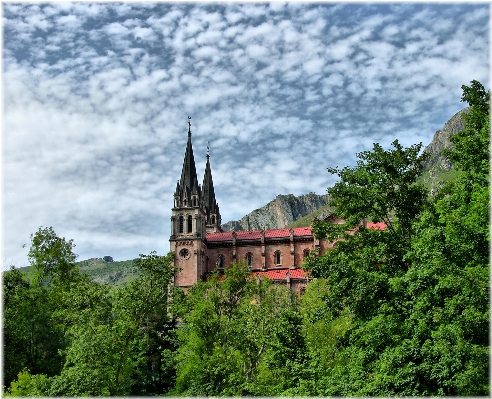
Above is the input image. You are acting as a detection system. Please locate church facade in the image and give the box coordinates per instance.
[169,119,341,295]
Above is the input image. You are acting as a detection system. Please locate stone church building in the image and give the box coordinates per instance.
[170,120,383,295]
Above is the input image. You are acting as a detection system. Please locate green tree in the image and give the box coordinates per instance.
[3,227,82,389]
[28,226,79,287]
[5,228,178,396]
[3,267,33,386]
[394,80,490,395]
[307,140,430,322]
[445,79,489,178]
[3,369,51,397]
[47,251,177,396]
[322,140,429,243]
[172,262,306,396]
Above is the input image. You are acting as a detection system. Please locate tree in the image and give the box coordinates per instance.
[6,229,178,396]
[3,267,33,386]
[47,251,177,396]
[445,79,489,178]
[307,140,430,322]
[396,80,490,395]
[322,140,429,243]
[27,226,79,286]
[172,262,306,396]
[3,227,82,389]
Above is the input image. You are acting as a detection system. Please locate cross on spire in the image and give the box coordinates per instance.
[188,116,191,136]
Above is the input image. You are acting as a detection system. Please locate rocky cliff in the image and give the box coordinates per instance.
[221,193,329,232]
[423,107,468,170]
[421,107,468,193]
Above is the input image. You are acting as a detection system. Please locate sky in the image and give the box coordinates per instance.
[2,2,490,268]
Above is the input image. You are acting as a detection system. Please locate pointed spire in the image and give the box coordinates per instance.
[179,117,198,200]
[202,148,220,226]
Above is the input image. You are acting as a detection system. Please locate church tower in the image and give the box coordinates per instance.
[202,147,222,233]
[170,117,221,288]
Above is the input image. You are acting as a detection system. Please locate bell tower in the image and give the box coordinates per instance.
[170,117,208,288]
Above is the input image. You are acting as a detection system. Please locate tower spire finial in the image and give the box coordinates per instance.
[188,116,191,136]
[206,141,210,158]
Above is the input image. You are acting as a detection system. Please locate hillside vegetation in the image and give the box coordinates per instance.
[16,257,139,287]
[75,258,138,286]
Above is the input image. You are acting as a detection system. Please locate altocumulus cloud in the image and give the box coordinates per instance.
[2,2,489,267]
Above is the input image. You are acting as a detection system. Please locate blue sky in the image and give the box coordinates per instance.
[2,2,489,267]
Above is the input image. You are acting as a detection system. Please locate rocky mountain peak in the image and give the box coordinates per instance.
[423,107,469,170]
[221,193,329,232]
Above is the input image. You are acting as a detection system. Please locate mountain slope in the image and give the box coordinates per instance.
[221,193,329,232]
[420,107,468,193]
[423,107,468,170]
[76,258,138,286]
[15,258,139,286]
[287,108,468,227]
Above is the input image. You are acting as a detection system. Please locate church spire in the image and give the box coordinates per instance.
[202,145,221,231]
[177,117,199,206]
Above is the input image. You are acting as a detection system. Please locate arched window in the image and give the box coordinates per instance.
[193,198,197,207]
[246,253,252,267]
[274,251,281,266]
[217,255,224,269]
[211,215,216,224]
[179,216,184,233]
[303,249,310,258]
[187,215,193,233]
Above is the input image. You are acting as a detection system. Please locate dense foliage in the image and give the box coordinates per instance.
[170,264,306,396]
[4,230,177,396]
[3,81,489,396]
[303,80,489,395]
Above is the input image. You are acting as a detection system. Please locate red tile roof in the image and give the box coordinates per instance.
[366,222,387,230]
[253,268,308,281]
[206,227,313,242]
[206,230,260,242]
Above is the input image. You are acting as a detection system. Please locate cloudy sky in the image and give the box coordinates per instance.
[2,2,489,267]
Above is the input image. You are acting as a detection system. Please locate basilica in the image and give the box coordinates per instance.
[170,119,385,295]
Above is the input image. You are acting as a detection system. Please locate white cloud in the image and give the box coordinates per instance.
[303,57,324,75]
[245,44,270,61]
[133,26,158,42]
[57,14,84,29]
[105,22,130,36]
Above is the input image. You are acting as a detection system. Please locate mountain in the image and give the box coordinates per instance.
[76,257,138,286]
[420,107,468,193]
[221,193,329,232]
[423,107,468,170]
[14,258,139,286]
[222,108,469,231]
